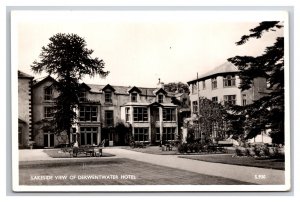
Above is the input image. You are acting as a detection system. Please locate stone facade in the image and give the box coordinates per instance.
[30,76,179,148]
[18,71,33,148]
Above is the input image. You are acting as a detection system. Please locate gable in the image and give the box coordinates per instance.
[102,84,116,92]
[128,86,142,94]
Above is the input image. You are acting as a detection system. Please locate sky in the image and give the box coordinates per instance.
[14,10,285,88]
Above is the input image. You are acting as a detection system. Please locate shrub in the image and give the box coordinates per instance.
[235,147,247,156]
[177,143,188,153]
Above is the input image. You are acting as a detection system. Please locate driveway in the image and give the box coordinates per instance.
[19,148,285,185]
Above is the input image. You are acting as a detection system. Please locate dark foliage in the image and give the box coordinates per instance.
[31,33,109,142]
[228,21,284,144]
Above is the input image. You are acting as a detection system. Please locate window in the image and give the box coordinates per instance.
[43,130,54,148]
[223,75,236,87]
[79,91,87,102]
[163,108,176,122]
[79,106,98,122]
[242,94,247,106]
[202,81,206,90]
[80,127,98,145]
[192,101,198,114]
[134,128,149,142]
[18,126,23,145]
[152,107,160,121]
[191,83,197,94]
[224,95,236,105]
[125,107,130,122]
[131,93,138,102]
[156,128,160,141]
[158,94,164,103]
[212,96,218,103]
[163,127,176,141]
[211,78,217,89]
[133,107,148,122]
[105,110,114,127]
[44,86,53,101]
[105,91,112,103]
[44,106,53,119]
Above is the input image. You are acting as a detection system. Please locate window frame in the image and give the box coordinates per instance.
[80,127,98,146]
[162,127,176,141]
[44,106,53,119]
[211,77,217,89]
[223,75,236,87]
[79,106,98,122]
[131,92,138,102]
[133,107,148,122]
[79,91,87,102]
[163,108,176,122]
[212,96,218,103]
[44,86,53,101]
[134,128,149,142]
[158,94,164,103]
[242,94,247,106]
[202,81,206,90]
[192,101,198,114]
[224,95,237,105]
[104,91,112,103]
[105,110,114,127]
[125,107,130,122]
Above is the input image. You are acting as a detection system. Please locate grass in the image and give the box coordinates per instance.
[19,158,253,185]
[43,149,115,158]
[122,146,179,155]
[179,154,285,170]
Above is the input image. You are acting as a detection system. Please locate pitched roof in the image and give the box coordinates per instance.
[86,84,173,96]
[18,70,33,79]
[33,75,57,88]
[187,62,239,84]
[102,84,116,92]
[128,86,142,94]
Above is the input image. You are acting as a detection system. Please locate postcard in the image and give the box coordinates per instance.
[11,9,290,192]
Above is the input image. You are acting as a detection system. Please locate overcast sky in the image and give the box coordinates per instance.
[14,10,285,87]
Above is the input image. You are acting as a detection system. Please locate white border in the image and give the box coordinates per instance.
[11,9,290,192]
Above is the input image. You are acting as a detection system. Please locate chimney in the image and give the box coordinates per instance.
[157,78,164,89]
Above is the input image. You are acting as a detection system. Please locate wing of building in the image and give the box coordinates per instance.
[18,71,34,148]
[28,76,181,148]
[186,62,271,143]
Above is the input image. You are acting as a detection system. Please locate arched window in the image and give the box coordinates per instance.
[223,75,236,87]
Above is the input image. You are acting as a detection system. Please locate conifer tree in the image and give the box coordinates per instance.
[228,21,284,144]
[32,33,109,143]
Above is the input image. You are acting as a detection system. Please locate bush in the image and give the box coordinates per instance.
[178,143,188,153]
[235,147,247,156]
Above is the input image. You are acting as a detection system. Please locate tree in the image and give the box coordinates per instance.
[31,33,109,143]
[228,21,284,144]
[164,82,190,94]
[198,97,228,143]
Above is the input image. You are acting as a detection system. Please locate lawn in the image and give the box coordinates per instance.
[122,146,178,155]
[43,149,115,158]
[179,154,285,170]
[19,158,253,185]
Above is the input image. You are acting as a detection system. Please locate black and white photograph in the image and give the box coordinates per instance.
[11,9,290,192]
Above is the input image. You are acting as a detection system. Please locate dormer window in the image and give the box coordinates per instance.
[44,86,53,101]
[158,94,164,103]
[131,93,138,102]
[79,91,87,102]
[105,91,112,103]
